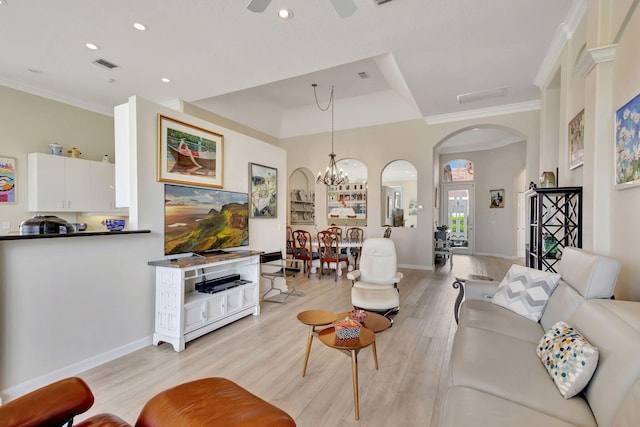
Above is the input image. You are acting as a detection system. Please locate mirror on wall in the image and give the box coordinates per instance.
[381,160,418,228]
[327,158,367,226]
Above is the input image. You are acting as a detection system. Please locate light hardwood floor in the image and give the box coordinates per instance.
[77,255,516,426]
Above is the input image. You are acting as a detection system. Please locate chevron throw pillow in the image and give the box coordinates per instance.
[492,264,561,322]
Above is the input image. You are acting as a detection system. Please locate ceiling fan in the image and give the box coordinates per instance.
[247,0,358,18]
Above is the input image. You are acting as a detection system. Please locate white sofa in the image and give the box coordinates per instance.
[440,247,640,427]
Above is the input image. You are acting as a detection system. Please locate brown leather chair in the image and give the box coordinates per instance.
[0,377,296,427]
[137,378,296,427]
[0,377,129,427]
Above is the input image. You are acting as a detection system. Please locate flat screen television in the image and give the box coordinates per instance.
[164,184,249,256]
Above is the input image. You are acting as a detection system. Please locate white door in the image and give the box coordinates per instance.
[442,183,474,254]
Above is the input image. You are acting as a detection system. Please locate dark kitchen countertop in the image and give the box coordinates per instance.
[0,229,151,241]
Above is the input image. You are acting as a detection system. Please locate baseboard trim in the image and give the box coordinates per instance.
[399,263,434,271]
[474,252,520,260]
[1,336,152,402]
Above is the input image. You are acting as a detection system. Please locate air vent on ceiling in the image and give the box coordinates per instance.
[457,87,508,104]
[92,59,119,70]
[358,71,369,79]
[375,0,393,5]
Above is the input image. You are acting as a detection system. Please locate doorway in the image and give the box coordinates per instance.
[442,182,474,254]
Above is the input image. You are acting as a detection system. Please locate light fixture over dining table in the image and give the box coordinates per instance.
[313,83,348,187]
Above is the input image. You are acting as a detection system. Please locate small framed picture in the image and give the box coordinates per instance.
[0,156,16,204]
[569,109,584,170]
[157,114,224,188]
[249,162,277,218]
[490,189,504,208]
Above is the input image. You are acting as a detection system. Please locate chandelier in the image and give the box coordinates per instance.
[313,84,348,186]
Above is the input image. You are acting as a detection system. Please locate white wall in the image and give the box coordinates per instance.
[281,112,539,269]
[280,120,433,269]
[539,2,640,301]
[0,85,115,234]
[440,142,526,258]
[0,92,287,400]
[609,4,640,300]
[126,96,287,255]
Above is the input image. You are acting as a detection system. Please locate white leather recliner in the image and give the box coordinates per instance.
[347,237,403,319]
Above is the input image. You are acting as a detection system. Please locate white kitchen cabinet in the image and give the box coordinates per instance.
[28,153,125,213]
[28,153,91,212]
[148,251,261,352]
[89,161,127,213]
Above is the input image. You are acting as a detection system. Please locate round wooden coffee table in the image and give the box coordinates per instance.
[296,310,337,377]
[318,327,376,420]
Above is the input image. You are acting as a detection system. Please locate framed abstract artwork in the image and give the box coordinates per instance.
[249,162,277,218]
[615,92,640,189]
[568,109,584,170]
[0,156,16,204]
[157,114,224,188]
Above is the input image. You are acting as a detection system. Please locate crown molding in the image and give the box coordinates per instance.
[575,45,618,78]
[534,0,587,88]
[0,77,114,116]
[424,100,540,125]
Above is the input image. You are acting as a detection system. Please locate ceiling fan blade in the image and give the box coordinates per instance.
[247,0,272,13]
[330,0,357,18]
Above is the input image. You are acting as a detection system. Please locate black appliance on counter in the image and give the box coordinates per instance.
[19,215,75,235]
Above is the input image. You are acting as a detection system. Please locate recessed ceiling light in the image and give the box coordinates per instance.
[278,8,293,19]
[85,43,99,50]
[0,1,8,6]
[133,22,147,31]
[161,77,171,83]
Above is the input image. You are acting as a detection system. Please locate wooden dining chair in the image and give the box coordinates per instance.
[317,230,349,281]
[286,226,294,256]
[292,229,318,278]
[327,226,343,238]
[346,227,364,242]
[346,227,365,267]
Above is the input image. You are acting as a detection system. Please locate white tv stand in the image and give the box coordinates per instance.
[148,251,261,352]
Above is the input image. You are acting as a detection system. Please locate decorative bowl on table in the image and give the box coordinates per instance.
[349,309,368,323]
[334,317,362,339]
[104,219,126,232]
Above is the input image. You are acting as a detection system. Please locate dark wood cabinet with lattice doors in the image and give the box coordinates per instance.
[526,187,582,272]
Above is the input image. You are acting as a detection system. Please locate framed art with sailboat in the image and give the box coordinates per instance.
[157,114,224,188]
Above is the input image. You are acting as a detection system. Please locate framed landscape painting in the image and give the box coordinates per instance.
[157,114,224,188]
[249,162,277,218]
[615,92,640,189]
[569,109,584,170]
[0,156,16,204]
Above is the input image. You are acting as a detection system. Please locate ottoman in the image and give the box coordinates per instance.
[135,377,296,427]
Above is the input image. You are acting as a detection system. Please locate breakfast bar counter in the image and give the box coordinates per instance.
[0,229,151,241]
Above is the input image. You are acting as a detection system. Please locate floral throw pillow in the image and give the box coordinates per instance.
[492,264,561,322]
[537,321,599,399]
